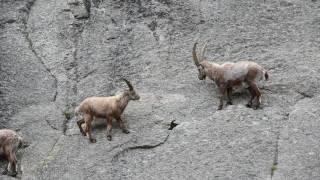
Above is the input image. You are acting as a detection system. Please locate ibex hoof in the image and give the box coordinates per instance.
[9,171,17,177]
[226,101,233,105]
[89,138,97,143]
[107,135,112,141]
[81,132,86,136]
[253,106,260,110]
[122,129,130,134]
[246,103,252,108]
[218,106,223,110]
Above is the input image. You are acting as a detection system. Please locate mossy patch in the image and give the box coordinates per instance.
[271,163,277,177]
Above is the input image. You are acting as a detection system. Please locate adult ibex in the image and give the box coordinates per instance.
[192,42,268,110]
[75,78,140,143]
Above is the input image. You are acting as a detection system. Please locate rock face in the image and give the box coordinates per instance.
[68,0,90,19]
[1,0,320,179]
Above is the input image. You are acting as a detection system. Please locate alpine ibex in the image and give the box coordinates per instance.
[192,42,268,110]
[75,78,140,143]
[0,129,24,177]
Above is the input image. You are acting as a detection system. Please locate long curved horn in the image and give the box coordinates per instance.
[121,78,133,90]
[192,42,200,67]
[200,41,208,61]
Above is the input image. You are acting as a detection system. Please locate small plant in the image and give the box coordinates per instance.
[271,163,277,177]
[63,109,72,120]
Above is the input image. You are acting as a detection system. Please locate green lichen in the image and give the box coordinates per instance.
[271,163,277,177]
[63,109,72,120]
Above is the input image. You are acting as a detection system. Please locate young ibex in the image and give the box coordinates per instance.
[0,129,23,177]
[75,78,140,143]
[192,42,268,110]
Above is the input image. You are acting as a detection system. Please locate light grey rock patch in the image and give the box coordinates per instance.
[273,96,320,180]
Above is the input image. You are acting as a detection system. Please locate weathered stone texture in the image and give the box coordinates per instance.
[1,0,320,179]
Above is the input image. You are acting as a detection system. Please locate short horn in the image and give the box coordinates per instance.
[192,42,200,67]
[121,78,133,90]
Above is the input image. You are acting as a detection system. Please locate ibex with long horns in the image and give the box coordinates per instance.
[75,78,140,142]
[192,42,268,110]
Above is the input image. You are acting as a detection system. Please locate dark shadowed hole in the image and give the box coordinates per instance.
[168,120,178,130]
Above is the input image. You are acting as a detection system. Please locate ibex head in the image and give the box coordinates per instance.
[121,78,140,100]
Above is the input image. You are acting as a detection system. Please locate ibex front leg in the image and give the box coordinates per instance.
[226,87,233,105]
[247,81,261,110]
[106,116,113,141]
[218,84,227,110]
[116,116,130,134]
[3,146,17,177]
[246,86,256,108]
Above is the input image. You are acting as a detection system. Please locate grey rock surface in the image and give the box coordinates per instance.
[68,0,90,19]
[274,96,320,180]
[0,0,320,179]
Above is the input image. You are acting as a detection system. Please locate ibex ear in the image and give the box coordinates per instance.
[198,64,204,70]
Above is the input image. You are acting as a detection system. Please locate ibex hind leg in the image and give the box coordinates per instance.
[218,85,227,110]
[77,118,86,136]
[84,114,96,143]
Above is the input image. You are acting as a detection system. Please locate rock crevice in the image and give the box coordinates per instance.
[112,133,170,163]
[20,0,59,102]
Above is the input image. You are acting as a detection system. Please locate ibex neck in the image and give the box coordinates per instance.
[118,92,130,112]
[201,61,222,81]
